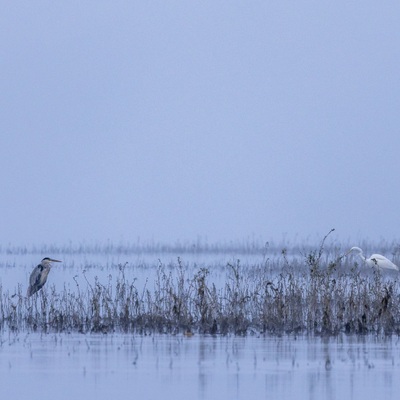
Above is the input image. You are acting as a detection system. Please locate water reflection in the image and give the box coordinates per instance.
[1,333,400,400]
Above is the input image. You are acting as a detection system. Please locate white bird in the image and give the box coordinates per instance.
[27,257,62,297]
[345,247,399,271]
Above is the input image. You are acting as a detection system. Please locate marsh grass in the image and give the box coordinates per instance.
[1,239,400,336]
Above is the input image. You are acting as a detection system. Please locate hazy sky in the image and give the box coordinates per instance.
[1,2,400,248]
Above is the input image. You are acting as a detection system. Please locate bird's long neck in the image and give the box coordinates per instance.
[357,251,367,262]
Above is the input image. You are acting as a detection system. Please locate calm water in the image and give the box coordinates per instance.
[0,250,274,296]
[1,333,400,400]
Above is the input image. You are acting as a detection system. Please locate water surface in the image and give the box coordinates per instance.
[1,333,400,400]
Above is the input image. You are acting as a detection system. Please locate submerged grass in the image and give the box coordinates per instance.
[1,236,400,336]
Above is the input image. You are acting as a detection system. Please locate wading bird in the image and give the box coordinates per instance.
[345,247,399,271]
[27,257,62,297]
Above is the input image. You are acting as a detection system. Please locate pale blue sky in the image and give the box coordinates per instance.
[1,2,400,247]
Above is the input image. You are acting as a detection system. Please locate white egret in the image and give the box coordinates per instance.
[27,257,62,297]
[345,247,398,271]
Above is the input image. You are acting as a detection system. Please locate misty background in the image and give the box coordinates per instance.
[1,2,400,249]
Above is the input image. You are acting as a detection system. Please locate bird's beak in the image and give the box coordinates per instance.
[50,259,62,263]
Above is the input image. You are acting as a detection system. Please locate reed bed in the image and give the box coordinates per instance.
[1,246,400,336]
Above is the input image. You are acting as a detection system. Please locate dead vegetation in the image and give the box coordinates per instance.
[1,236,400,336]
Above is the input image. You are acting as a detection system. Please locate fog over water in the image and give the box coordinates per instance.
[1,2,400,247]
[2,3,400,399]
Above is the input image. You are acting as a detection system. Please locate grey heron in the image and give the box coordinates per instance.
[27,257,62,297]
[345,247,399,271]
